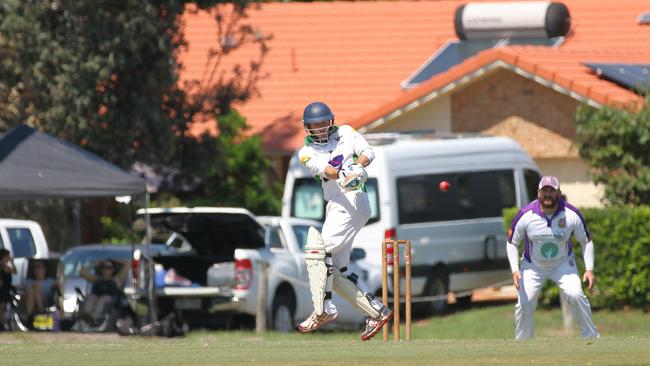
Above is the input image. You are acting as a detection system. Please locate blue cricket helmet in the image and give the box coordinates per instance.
[302,101,336,144]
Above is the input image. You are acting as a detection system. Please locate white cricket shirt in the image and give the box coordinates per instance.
[298,125,374,201]
[508,199,592,269]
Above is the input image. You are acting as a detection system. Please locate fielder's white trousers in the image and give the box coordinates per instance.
[515,257,600,340]
[321,190,371,270]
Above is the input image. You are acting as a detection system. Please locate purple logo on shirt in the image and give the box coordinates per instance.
[329,154,344,169]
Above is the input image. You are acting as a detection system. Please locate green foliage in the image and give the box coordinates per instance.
[503,206,650,309]
[0,1,279,242]
[100,216,138,244]
[183,110,282,215]
[575,97,650,205]
[0,0,267,176]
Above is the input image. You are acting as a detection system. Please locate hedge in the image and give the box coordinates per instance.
[503,205,650,309]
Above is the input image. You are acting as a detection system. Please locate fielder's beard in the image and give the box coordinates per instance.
[540,195,558,209]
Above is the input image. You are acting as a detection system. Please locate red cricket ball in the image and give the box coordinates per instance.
[439,180,450,192]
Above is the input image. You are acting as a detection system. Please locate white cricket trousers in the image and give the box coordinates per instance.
[321,190,371,270]
[515,257,600,339]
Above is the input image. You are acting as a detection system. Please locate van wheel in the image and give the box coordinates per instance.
[424,274,449,316]
[272,294,295,332]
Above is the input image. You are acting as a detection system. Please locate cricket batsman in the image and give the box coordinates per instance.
[296,101,392,341]
[507,175,600,339]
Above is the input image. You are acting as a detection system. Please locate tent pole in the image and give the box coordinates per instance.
[144,191,158,324]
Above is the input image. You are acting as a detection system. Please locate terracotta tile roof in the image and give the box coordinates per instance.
[349,46,650,130]
[180,0,650,153]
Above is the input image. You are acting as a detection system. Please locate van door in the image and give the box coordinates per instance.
[396,169,517,294]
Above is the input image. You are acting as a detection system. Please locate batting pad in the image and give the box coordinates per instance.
[332,270,381,319]
[305,226,328,316]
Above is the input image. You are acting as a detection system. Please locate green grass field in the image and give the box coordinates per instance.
[1,303,649,366]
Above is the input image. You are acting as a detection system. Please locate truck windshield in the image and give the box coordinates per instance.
[291,178,380,224]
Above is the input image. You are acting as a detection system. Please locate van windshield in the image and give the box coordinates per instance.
[291,178,379,224]
[397,170,516,224]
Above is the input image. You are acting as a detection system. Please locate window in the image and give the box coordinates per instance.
[397,170,516,224]
[292,178,325,221]
[60,249,132,277]
[7,228,37,258]
[524,169,541,204]
[266,226,285,250]
[292,224,320,251]
[291,178,380,224]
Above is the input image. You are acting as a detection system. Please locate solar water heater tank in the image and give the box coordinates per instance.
[454,2,571,40]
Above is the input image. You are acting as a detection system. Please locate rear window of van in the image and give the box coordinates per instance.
[397,170,516,224]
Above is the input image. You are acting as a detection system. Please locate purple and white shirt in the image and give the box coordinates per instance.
[508,199,591,269]
[298,125,374,201]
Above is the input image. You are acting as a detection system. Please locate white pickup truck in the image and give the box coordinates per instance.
[0,219,50,287]
[129,208,364,331]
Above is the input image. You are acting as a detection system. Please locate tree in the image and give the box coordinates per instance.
[178,110,282,215]
[575,96,650,206]
[0,0,268,184]
[0,0,279,246]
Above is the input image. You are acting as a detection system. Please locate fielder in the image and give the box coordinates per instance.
[507,175,599,339]
[296,101,392,341]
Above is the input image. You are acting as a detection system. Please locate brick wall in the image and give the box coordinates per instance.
[451,68,580,140]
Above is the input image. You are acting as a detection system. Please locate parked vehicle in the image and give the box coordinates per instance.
[130,208,366,332]
[282,132,542,314]
[0,219,50,288]
[59,243,175,331]
[129,207,268,329]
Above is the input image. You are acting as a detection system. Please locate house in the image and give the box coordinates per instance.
[179,0,650,207]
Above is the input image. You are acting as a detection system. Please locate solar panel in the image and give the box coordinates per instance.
[402,37,564,89]
[585,63,650,93]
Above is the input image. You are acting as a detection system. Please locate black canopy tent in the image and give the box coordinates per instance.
[0,124,157,322]
[0,125,145,198]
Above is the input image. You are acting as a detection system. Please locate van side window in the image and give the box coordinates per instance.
[397,170,516,224]
[524,169,541,203]
[7,227,37,257]
[292,178,380,224]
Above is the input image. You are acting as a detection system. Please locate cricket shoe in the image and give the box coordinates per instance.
[360,307,393,341]
[297,311,339,333]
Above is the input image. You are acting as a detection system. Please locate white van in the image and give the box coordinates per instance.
[282,132,541,314]
[0,219,50,287]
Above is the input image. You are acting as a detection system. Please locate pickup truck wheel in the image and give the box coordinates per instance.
[272,294,295,333]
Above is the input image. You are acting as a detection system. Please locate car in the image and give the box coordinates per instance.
[59,243,175,327]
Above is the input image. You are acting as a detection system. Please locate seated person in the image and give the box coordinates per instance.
[0,249,17,330]
[24,259,59,320]
[79,259,130,321]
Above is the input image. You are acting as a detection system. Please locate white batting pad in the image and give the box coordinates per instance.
[332,270,381,319]
[305,226,327,316]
